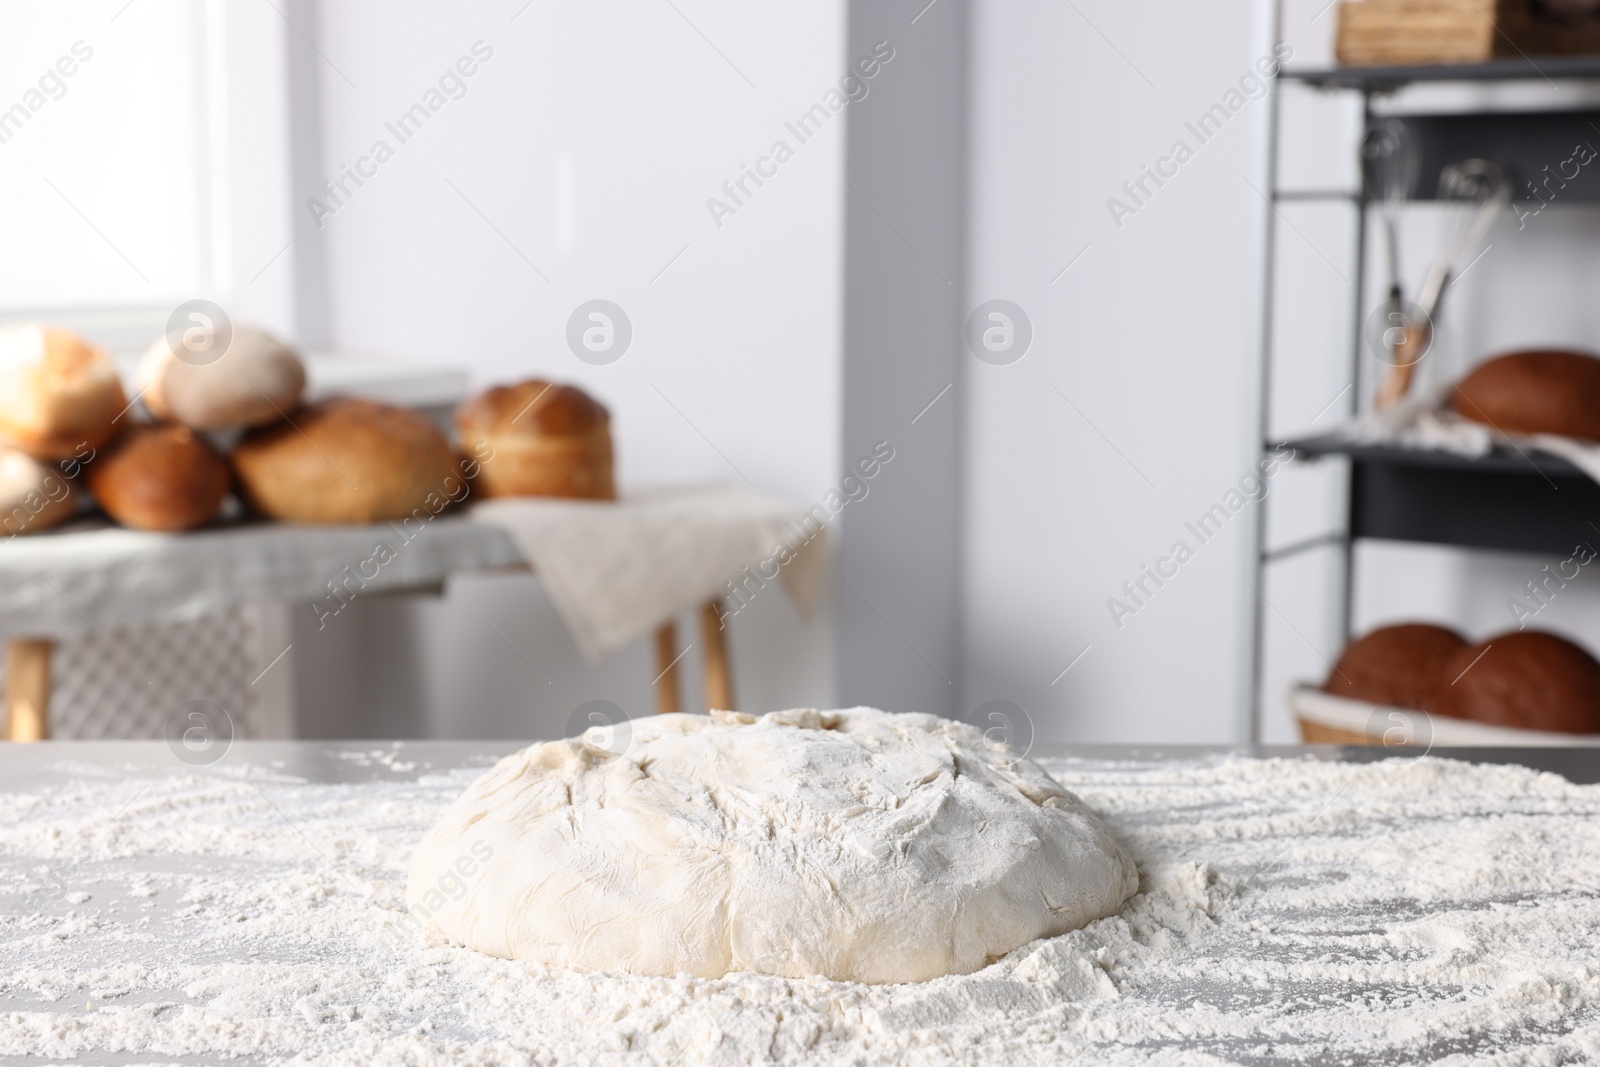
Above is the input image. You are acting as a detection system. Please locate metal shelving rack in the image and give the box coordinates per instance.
[1246,42,1600,742]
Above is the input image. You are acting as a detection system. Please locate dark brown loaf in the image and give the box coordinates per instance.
[1452,349,1600,440]
[455,380,615,500]
[233,397,460,524]
[1325,623,1467,710]
[1433,630,1600,734]
[85,424,229,532]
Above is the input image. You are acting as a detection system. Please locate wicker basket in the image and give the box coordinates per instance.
[1336,0,1600,67]
[1291,685,1600,746]
[1296,718,1376,745]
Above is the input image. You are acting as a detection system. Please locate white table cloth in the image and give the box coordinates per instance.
[0,486,823,657]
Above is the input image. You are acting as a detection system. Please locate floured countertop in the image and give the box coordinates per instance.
[2,740,1599,1065]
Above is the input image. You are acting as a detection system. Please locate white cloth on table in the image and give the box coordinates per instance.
[0,517,524,641]
[468,485,825,661]
[0,486,826,659]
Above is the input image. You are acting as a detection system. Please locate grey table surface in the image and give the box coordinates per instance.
[4,741,1599,1065]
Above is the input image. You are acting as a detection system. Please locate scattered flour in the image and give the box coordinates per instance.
[2,747,1599,1065]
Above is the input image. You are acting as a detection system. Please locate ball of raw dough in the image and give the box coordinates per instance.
[139,325,306,430]
[406,707,1138,984]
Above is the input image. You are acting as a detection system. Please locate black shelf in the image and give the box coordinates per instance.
[1281,436,1600,555]
[1283,56,1600,91]
[1401,110,1600,201]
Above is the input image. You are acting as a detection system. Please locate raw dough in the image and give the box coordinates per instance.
[406,707,1137,983]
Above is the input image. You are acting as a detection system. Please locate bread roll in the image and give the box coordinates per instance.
[0,449,79,537]
[1325,623,1467,710]
[1452,349,1600,440]
[140,325,306,430]
[456,380,615,499]
[233,397,460,524]
[85,424,230,532]
[1433,631,1600,734]
[0,324,128,460]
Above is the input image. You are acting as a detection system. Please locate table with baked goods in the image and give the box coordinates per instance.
[0,479,824,741]
[3,739,1597,1066]
[1,325,826,741]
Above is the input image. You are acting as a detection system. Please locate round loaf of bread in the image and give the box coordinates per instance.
[456,380,615,500]
[1452,349,1600,440]
[1325,623,1467,710]
[0,324,128,460]
[0,449,79,537]
[233,397,459,524]
[1433,631,1600,734]
[140,325,306,430]
[85,424,230,532]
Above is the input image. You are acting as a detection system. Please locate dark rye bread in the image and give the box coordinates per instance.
[1325,623,1467,711]
[1452,349,1600,440]
[1433,631,1600,734]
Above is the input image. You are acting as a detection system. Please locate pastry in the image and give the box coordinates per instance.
[140,325,306,430]
[406,707,1137,983]
[1452,349,1600,440]
[233,397,459,523]
[0,323,128,460]
[1325,623,1467,710]
[85,423,230,532]
[0,448,79,537]
[1433,630,1600,734]
[456,380,615,499]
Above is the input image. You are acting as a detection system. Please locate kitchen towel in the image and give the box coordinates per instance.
[1330,383,1600,485]
[470,484,826,661]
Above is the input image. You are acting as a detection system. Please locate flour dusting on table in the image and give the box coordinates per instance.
[3,748,1600,1065]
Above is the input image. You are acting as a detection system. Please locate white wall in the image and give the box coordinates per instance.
[961,0,1268,742]
[280,0,846,737]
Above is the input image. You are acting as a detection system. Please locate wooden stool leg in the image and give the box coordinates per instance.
[652,621,682,715]
[700,600,733,712]
[4,638,55,742]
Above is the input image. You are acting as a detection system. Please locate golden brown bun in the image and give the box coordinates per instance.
[233,398,460,524]
[1433,631,1600,734]
[85,424,229,532]
[1325,623,1467,710]
[0,449,79,536]
[1452,349,1600,440]
[140,325,306,430]
[456,380,615,500]
[0,324,128,460]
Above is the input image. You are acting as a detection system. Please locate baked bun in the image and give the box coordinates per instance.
[1452,349,1600,440]
[456,380,615,500]
[1325,623,1467,710]
[140,325,306,430]
[233,397,459,523]
[1433,631,1600,734]
[0,324,128,460]
[0,449,79,536]
[85,424,229,532]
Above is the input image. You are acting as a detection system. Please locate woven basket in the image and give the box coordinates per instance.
[1290,684,1600,746]
[1297,718,1377,745]
[1336,0,1600,66]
